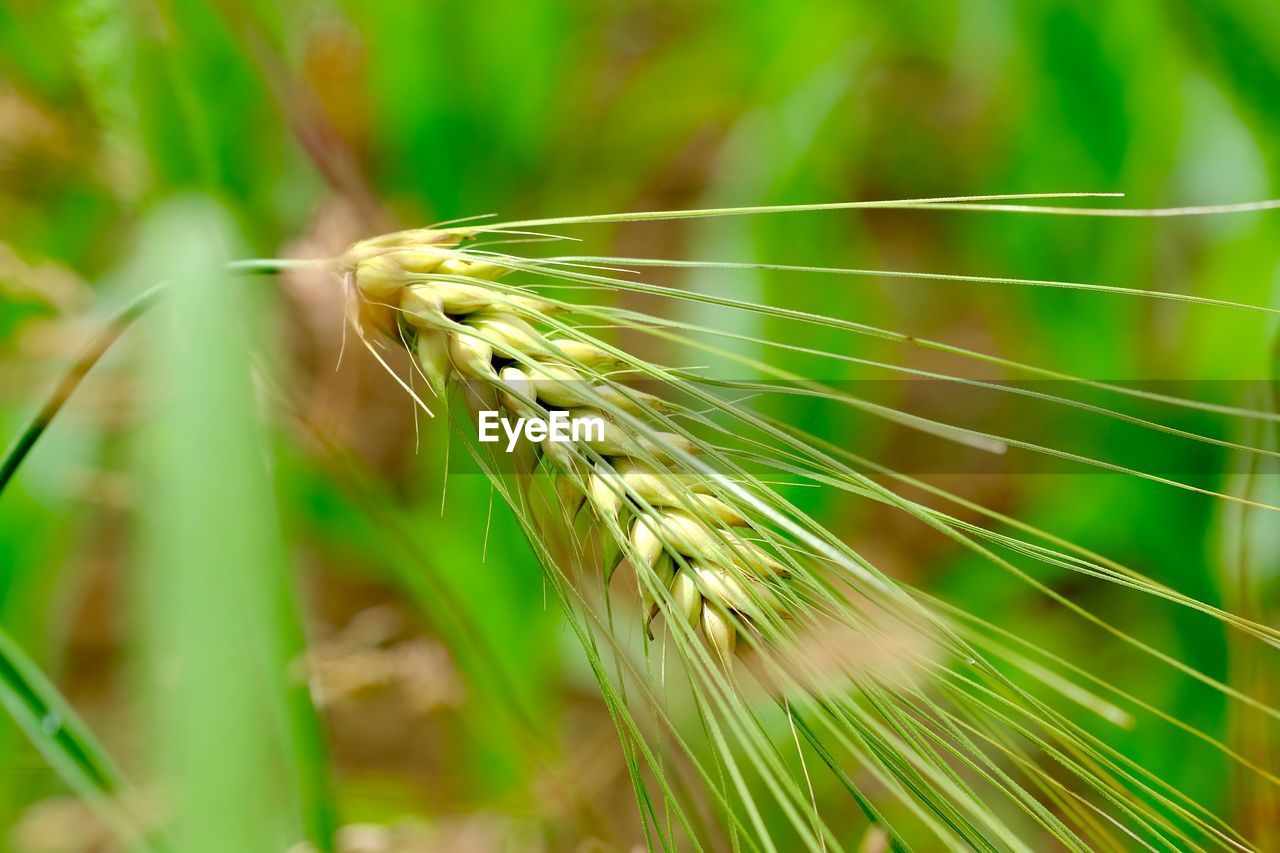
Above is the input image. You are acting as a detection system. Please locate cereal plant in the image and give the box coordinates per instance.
[1,3,1277,851]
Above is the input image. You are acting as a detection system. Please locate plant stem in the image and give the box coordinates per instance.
[0,259,310,500]
[0,286,160,498]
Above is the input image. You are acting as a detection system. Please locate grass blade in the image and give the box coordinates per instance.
[132,197,333,852]
[0,627,156,846]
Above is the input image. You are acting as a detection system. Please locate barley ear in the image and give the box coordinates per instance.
[337,234,796,658]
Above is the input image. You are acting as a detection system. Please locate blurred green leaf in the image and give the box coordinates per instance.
[0,627,151,846]
[131,197,333,852]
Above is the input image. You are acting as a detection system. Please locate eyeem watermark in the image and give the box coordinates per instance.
[478,410,605,452]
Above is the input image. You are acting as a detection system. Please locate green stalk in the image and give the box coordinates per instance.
[0,248,320,849]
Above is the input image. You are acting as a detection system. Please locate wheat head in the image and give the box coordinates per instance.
[338,228,795,665]
[331,213,1280,851]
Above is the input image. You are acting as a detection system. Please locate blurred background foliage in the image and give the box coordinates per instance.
[0,0,1277,849]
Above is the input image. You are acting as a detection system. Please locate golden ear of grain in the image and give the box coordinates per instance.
[338,232,794,660]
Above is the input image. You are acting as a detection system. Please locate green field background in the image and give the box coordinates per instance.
[0,1,1276,849]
